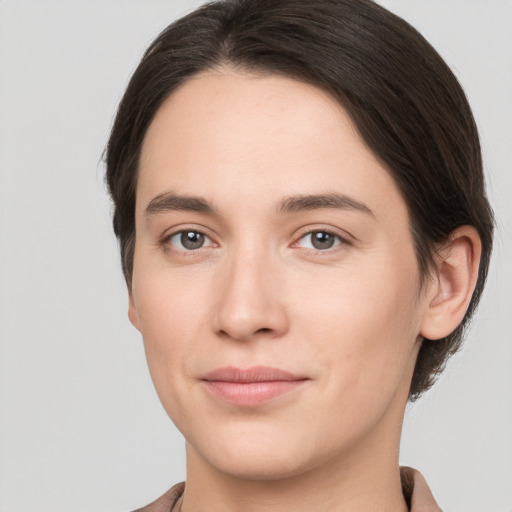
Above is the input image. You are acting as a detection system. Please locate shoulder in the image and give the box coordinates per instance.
[131,482,185,512]
[401,467,442,512]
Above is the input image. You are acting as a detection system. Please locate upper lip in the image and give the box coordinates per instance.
[202,365,307,383]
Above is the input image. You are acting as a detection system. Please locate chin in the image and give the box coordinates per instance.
[204,446,317,481]
[186,420,338,482]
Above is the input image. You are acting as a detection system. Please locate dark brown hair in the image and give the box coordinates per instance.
[105,0,494,399]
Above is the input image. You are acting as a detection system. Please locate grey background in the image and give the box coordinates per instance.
[0,1,510,511]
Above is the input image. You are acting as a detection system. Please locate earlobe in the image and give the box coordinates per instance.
[128,292,141,332]
[420,226,482,340]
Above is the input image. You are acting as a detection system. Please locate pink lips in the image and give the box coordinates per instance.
[202,366,308,406]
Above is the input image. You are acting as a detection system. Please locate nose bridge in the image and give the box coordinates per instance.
[212,239,288,341]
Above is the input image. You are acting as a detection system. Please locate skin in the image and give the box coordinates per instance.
[129,68,480,511]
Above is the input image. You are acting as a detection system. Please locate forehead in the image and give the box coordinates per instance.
[137,68,406,225]
[140,68,360,168]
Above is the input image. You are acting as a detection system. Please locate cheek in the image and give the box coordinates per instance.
[296,254,418,333]
[291,250,421,395]
[131,266,213,396]
[134,261,211,338]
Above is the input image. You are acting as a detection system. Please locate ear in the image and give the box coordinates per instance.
[420,226,482,340]
[128,292,141,332]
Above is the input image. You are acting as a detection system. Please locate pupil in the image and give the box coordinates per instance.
[312,231,334,250]
[181,231,204,250]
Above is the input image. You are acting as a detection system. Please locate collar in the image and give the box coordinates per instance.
[401,466,442,511]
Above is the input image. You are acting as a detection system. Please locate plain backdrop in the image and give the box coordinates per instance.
[0,1,511,511]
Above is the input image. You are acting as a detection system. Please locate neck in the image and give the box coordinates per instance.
[182,419,408,512]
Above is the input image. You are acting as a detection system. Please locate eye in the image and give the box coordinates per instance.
[296,230,344,251]
[166,230,213,251]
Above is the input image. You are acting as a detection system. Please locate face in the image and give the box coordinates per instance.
[130,68,430,480]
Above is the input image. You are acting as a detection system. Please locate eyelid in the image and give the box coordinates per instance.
[159,224,353,254]
[161,225,218,253]
[291,226,353,252]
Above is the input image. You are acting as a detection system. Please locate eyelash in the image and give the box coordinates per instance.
[292,229,348,254]
[161,227,350,255]
[162,228,216,256]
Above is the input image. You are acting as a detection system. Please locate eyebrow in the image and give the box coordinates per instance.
[144,192,374,218]
[276,193,374,217]
[145,192,216,217]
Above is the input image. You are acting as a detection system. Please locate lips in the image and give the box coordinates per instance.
[201,365,309,406]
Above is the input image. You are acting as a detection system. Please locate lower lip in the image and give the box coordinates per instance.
[203,380,307,406]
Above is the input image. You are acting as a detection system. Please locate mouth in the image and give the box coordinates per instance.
[201,366,309,406]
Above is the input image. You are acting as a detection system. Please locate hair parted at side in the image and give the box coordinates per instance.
[105,0,494,400]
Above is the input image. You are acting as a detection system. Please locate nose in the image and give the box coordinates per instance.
[211,249,289,342]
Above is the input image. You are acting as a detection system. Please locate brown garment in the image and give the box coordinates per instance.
[132,482,184,512]
[133,467,442,512]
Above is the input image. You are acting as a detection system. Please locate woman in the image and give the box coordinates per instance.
[105,0,494,510]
